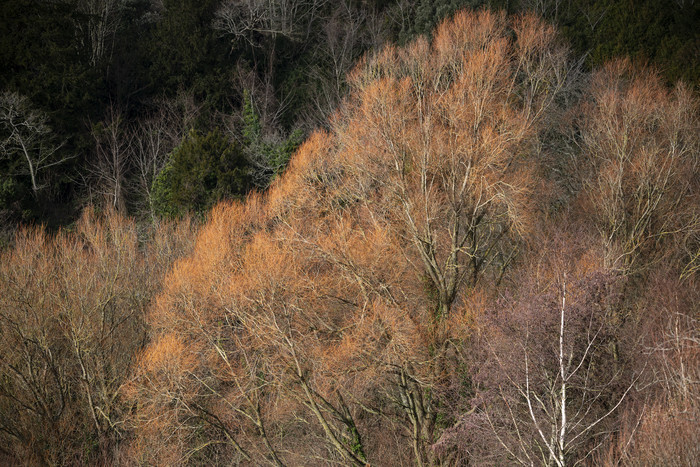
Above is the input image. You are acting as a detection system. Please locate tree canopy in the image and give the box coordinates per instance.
[0,4,698,466]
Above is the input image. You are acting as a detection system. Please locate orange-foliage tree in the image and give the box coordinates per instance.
[0,209,196,464]
[129,10,577,466]
[341,10,570,314]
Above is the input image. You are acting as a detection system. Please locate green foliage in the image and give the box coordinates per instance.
[0,0,96,220]
[151,128,249,218]
[0,175,20,217]
[242,90,262,147]
[410,0,478,40]
[0,0,101,112]
[392,0,699,86]
[552,0,699,86]
[346,425,367,461]
[394,0,506,44]
[241,90,304,187]
[277,128,305,169]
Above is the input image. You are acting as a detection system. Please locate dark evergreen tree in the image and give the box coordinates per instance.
[151,128,249,217]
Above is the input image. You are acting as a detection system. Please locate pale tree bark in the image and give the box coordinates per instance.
[90,104,133,211]
[213,0,327,46]
[214,0,328,126]
[0,92,69,199]
[580,64,700,275]
[344,11,572,314]
[130,93,199,219]
[70,0,127,67]
[305,1,368,126]
[485,271,640,466]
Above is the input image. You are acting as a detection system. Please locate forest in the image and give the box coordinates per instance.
[0,1,699,466]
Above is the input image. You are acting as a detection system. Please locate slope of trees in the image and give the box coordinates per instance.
[0,6,698,466]
[123,9,698,466]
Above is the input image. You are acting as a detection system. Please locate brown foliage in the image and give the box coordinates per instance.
[125,8,699,467]
[577,60,700,275]
[128,9,577,466]
[0,208,196,465]
[339,10,570,313]
[6,6,700,465]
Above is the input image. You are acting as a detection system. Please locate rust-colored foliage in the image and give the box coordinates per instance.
[340,9,570,314]
[124,8,699,467]
[0,208,196,465]
[128,9,576,466]
[577,60,700,275]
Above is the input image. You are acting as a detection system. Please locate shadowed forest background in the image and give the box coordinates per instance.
[0,1,698,465]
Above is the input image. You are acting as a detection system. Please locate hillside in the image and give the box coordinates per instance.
[0,8,698,466]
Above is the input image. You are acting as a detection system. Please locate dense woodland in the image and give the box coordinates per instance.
[0,1,699,466]
[1,0,698,232]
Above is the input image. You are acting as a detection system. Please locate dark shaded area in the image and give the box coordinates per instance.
[0,0,697,229]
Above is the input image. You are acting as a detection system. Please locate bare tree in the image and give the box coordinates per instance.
[131,115,171,220]
[127,11,612,467]
[469,244,639,466]
[518,0,569,22]
[214,0,329,128]
[90,104,133,211]
[0,92,69,199]
[130,92,200,219]
[70,0,127,67]
[303,1,369,127]
[342,11,571,313]
[213,0,327,46]
[578,61,700,275]
[0,208,186,464]
[128,198,376,464]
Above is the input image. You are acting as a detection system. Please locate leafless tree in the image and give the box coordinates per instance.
[578,62,700,275]
[342,11,571,313]
[70,0,128,67]
[214,0,329,126]
[303,1,369,127]
[90,104,133,211]
[130,93,200,219]
[131,115,171,220]
[471,248,640,466]
[0,209,179,464]
[518,0,569,22]
[0,92,69,199]
[213,0,327,46]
